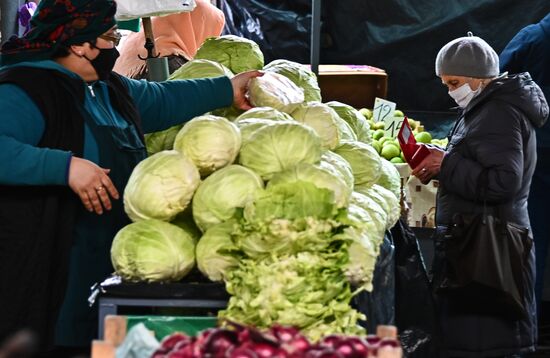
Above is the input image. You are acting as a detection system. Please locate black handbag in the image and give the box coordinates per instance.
[438,180,532,320]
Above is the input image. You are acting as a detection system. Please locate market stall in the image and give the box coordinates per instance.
[68,1,451,353]
[78,28,432,356]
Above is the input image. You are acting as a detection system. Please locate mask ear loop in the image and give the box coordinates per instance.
[80,40,99,62]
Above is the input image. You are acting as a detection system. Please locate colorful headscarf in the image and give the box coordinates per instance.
[0,0,117,66]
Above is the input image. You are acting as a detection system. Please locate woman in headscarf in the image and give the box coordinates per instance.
[0,0,259,354]
[114,0,226,79]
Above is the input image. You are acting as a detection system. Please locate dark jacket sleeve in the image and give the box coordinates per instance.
[439,101,525,204]
[499,26,534,74]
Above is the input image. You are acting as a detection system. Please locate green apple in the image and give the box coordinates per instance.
[373,129,385,140]
[372,140,381,154]
[415,131,432,144]
[394,109,404,117]
[373,121,385,130]
[360,108,373,119]
[390,157,405,164]
[381,144,400,160]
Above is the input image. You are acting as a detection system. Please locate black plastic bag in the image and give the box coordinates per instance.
[391,219,440,357]
[352,231,395,333]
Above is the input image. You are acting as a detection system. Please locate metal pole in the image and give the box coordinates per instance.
[310,0,321,75]
[0,0,22,44]
[141,17,169,82]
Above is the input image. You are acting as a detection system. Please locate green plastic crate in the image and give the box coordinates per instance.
[126,316,218,340]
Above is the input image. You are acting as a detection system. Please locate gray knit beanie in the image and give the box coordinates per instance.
[435,32,499,78]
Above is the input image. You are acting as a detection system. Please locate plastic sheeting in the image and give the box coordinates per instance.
[391,220,440,357]
[352,232,396,333]
[221,0,550,112]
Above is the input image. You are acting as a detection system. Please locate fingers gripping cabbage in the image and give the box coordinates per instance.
[248,72,305,114]
[264,59,322,102]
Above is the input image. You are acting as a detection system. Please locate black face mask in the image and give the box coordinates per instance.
[85,47,120,81]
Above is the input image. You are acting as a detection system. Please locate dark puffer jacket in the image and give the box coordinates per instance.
[435,72,549,357]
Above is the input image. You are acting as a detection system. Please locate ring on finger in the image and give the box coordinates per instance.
[421,168,427,173]
[96,185,104,192]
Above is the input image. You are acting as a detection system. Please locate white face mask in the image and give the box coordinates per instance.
[448,82,482,108]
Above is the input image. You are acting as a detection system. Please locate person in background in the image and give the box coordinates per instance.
[0,0,260,356]
[114,0,225,79]
[500,12,550,316]
[412,33,548,356]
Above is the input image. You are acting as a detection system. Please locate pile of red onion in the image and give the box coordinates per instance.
[151,322,401,358]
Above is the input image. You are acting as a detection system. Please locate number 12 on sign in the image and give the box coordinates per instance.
[373,97,396,123]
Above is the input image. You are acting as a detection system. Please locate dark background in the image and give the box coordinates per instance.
[220,0,550,115]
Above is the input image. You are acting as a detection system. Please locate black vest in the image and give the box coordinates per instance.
[0,67,142,350]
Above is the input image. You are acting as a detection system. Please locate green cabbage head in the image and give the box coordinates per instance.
[248,72,305,114]
[326,101,372,144]
[235,118,283,144]
[171,208,202,244]
[244,181,338,225]
[238,121,322,180]
[320,151,355,190]
[195,35,264,74]
[268,163,351,208]
[349,191,387,243]
[376,158,402,199]
[195,220,240,282]
[144,124,182,156]
[192,165,264,232]
[334,141,381,187]
[124,150,200,222]
[111,219,196,282]
[335,226,378,290]
[291,102,351,150]
[264,59,322,102]
[169,59,233,80]
[236,107,295,122]
[370,184,400,229]
[174,115,241,177]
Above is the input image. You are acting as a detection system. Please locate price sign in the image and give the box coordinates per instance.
[385,116,405,138]
[372,97,396,123]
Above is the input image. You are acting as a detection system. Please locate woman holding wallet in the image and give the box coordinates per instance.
[412,33,548,357]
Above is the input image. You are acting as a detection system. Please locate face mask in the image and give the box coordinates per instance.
[85,47,120,81]
[448,82,482,108]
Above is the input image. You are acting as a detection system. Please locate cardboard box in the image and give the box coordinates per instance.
[317,64,388,109]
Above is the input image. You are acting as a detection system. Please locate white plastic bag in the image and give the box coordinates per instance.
[115,0,197,21]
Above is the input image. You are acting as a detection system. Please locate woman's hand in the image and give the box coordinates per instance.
[411,145,446,184]
[230,70,263,110]
[68,157,119,215]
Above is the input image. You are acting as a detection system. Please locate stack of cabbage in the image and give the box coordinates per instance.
[111,35,402,340]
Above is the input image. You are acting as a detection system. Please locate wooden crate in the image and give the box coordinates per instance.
[91,315,127,358]
[317,64,388,109]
